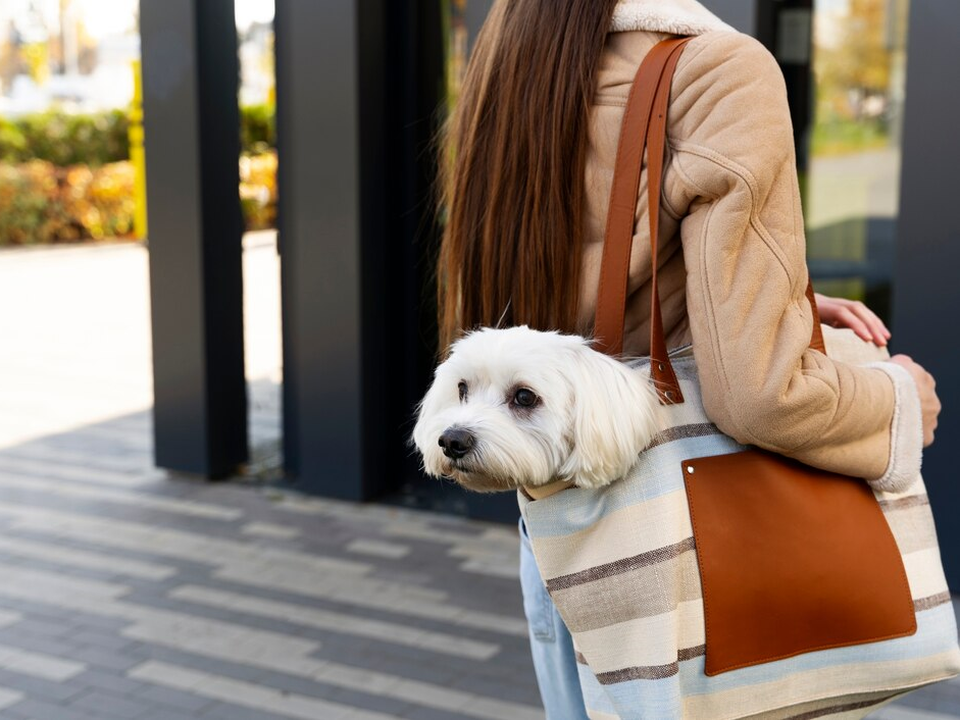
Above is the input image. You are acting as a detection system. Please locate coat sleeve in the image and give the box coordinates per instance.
[663,31,922,492]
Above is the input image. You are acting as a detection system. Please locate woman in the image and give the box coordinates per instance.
[436,0,941,716]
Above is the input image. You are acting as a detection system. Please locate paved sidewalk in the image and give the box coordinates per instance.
[0,411,542,720]
[0,240,956,719]
[0,419,958,720]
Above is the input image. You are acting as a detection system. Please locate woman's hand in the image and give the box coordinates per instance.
[815,293,891,347]
[890,355,941,447]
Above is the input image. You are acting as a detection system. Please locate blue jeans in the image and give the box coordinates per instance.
[519,517,589,720]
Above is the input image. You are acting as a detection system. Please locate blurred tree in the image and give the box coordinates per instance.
[816,0,892,122]
[76,19,98,75]
[0,23,19,90]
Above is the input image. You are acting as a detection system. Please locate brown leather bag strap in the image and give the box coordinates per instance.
[594,37,826,405]
[806,281,826,354]
[643,39,690,403]
[593,38,687,359]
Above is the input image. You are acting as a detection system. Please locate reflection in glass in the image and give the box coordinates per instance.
[803,0,909,323]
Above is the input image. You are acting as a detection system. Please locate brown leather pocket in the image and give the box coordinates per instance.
[682,448,916,676]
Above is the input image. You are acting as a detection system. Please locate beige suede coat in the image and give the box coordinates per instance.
[578,0,922,490]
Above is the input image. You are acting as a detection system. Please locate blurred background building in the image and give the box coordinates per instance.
[1,0,957,587]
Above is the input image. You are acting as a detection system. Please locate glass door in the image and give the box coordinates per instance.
[775,0,910,324]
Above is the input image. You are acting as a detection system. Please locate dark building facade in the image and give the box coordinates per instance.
[139,0,960,586]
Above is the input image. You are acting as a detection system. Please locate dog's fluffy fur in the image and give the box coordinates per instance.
[412,326,662,493]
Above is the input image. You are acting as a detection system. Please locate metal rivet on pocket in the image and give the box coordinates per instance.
[665,390,675,401]
[658,363,665,371]
[686,465,695,474]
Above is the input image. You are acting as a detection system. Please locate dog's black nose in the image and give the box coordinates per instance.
[438,428,475,459]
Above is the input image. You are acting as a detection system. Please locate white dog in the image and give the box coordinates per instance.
[412,326,663,493]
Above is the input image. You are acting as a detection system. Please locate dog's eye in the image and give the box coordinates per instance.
[458,381,467,401]
[513,388,538,408]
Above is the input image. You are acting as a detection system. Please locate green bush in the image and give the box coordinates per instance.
[0,110,130,167]
[240,103,275,155]
[810,117,890,158]
[0,105,273,166]
[0,105,278,243]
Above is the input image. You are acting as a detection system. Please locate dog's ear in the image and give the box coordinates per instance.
[558,347,662,488]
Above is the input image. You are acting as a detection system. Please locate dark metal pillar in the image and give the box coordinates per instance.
[275,1,512,516]
[893,0,960,588]
[275,0,389,500]
[140,0,248,478]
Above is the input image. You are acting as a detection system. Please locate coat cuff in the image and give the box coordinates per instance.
[863,361,923,494]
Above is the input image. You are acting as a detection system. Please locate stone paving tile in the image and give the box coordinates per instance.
[68,646,145,673]
[448,672,544,706]
[2,528,214,580]
[161,584,501,661]
[0,643,86,681]
[197,702,295,720]
[137,711,198,720]
[128,661,403,720]
[0,668,88,703]
[345,538,412,559]
[66,668,154,698]
[0,633,84,663]
[134,683,215,713]
[309,641,463,687]
[0,535,177,580]
[4,698,100,720]
[70,688,155,718]
[0,599,131,634]
[122,645,268,683]
[260,676,419,717]
[397,706,481,720]
[67,629,141,653]
[241,522,301,540]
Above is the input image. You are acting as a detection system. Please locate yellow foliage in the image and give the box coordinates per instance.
[0,160,136,245]
[0,151,277,244]
[239,151,277,230]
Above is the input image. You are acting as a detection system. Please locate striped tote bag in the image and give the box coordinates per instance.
[518,341,960,719]
[517,37,960,720]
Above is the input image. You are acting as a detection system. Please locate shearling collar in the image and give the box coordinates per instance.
[611,0,734,35]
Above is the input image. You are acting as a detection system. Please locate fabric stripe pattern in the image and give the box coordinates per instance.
[545,537,695,592]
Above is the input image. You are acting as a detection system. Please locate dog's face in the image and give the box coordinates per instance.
[412,326,662,492]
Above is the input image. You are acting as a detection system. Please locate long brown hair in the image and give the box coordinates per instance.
[436,0,620,351]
